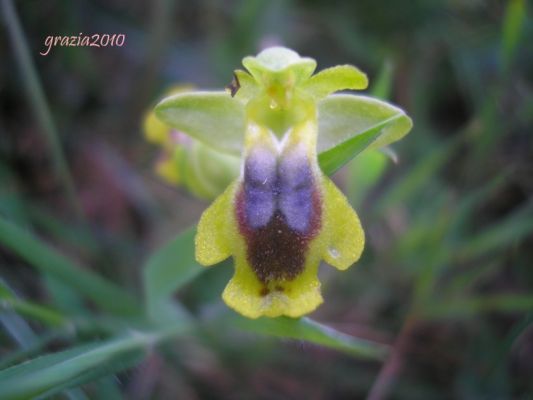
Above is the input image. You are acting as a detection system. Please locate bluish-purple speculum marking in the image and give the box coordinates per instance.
[242,147,277,229]
[236,145,322,285]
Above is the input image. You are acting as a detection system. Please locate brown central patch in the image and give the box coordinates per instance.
[235,188,321,283]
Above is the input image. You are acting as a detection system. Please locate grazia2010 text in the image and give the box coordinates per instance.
[40,33,125,56]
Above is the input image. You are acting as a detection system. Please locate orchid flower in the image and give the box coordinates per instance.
[155,47,412,318]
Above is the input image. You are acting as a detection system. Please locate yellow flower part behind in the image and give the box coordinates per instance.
[144,111,172,147]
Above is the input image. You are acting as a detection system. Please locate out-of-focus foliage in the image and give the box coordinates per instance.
[0,0,532,398]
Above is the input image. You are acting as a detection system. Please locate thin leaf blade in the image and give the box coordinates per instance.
[143,227,203,323]
[0,335,145,400]
[0,216,139,316]
[230,315,389,360]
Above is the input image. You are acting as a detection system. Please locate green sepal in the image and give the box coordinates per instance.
[317,94,413,154]
[155,91,245,155]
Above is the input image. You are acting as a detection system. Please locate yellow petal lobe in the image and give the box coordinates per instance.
[321,176,365,270]
[195,182,237,266]
[222,255,323,319]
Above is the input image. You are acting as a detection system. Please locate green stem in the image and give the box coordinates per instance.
[1,0,83,220]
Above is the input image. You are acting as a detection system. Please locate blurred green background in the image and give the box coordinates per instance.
[1,0,532,399]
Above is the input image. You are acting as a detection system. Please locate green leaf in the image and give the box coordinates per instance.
[0,282,88,400]
[43,275,88,316]
[318,94,412,154]
[0,280,68,368]
[0,291,66,328]
[302,65,368,99]
[155,91,245,155]
[0,324,188,400]
[0,307,39,350]
[143,227,203,324]
[0,335,145,400]
[0,330,66,370]
[0,216,139,317]
[229,315,389,360]
[317,95,412,175]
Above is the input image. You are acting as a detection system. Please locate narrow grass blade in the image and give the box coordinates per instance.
[1,0,83,219]
[230,315,389,360]
[457,202,533,260]
[0,331,67,370]
[0,335,145,400]
[143,226,203,323]
[374,136,460,213]
[501,0,526,71]
[0,324,188,400]
[370,60,394,100]
[0,278,67,328]
[0,296,66,328]
[0,216,139,316]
